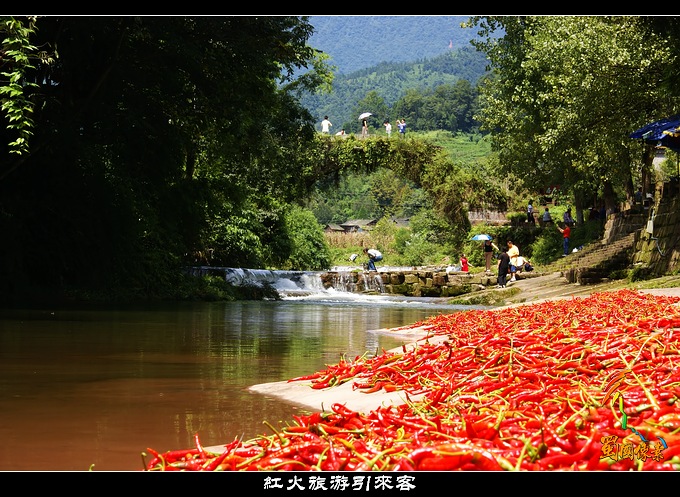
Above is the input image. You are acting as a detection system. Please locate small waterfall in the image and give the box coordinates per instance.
[188,267,330,297]
[187,266,386,297]
[332,271,358,292]
[222,268,328,297]
[364,271,386,293]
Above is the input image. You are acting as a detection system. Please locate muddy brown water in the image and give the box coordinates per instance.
[0,296,473,471]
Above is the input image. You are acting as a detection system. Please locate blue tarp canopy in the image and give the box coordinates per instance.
[630,115,680,151]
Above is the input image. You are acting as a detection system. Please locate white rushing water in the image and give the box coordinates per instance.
[190,266,475,309]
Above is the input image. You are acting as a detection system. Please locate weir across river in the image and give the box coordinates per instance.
[187,266,497,297]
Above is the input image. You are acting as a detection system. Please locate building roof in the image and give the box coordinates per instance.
[340,219,377,231]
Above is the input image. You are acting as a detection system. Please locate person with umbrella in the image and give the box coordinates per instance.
[359,113,371,138]
[482,238,499,273]
[471,234,498,273]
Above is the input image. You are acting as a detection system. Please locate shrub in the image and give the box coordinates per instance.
[630,265,655,282]
[282,206,332,271]
[507,212,528,226]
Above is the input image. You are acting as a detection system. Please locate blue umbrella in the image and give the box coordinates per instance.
[471,234,492,241]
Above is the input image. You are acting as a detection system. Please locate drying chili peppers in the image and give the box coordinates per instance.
[143,289,680,471]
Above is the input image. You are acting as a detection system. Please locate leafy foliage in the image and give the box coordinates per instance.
[0,16,43,157]
[3,16,680,304]
[280,205,332,271]
[468,16,679,213]
[0,16,332,303]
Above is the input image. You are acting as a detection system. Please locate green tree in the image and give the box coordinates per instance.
[391,88,424,129]
[281,205,332,271]
[0,16,332,303]
[468,16,678,216]
[639,17,680,98]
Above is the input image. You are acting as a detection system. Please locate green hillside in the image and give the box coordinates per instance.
[308,15,474,74]
[301,46,490,131]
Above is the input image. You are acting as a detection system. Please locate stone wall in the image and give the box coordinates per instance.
[319,269,492,297]
[467,208,509,226]
[321,269,515,296]
[630,183,680,276]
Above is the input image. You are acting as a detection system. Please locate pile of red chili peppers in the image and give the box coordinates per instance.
[143,289,680,471]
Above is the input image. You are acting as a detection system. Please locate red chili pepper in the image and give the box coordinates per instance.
[538,431,600,470]
[408,443,504,471]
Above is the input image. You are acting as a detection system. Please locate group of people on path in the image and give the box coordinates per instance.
[320,116,406,138]
[354,209,570,284]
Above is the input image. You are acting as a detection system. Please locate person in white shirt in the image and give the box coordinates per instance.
[384,120,392,137]
[363,248,383,271]
[527,200,535,225]
[321,116,332,134]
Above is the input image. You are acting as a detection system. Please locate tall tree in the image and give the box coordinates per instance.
[468,16,679,214]
[0,16,332,302]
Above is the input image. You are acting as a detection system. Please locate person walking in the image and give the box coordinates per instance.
[363,247,382,271]
[506,240,520,282]
[321,116,332,134]
[635,187,643,205]
[527,200,535,225]
[361,119,369,138]
[497,247,510,288]
[557,222,571,256]
[482,239,499,273]
[563,208,575,227]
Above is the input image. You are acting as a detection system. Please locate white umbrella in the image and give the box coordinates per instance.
[471,234,492,241]
[358,112,372,120]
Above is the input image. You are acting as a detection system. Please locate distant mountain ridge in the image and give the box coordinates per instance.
[308,16,475,75]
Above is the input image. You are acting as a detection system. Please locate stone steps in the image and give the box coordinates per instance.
[546,231,639,285]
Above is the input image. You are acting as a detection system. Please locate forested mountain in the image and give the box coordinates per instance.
[303,16,491,131]
[300,46,490,132]
[307,16,474,74]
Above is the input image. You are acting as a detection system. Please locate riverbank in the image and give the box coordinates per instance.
[246,272,680,416]
[450,270,680,307]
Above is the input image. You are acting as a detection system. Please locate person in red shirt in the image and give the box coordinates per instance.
[557,223,571,256]
[460,254,469,272]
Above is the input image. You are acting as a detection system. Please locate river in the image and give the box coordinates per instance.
[0,289,478,471]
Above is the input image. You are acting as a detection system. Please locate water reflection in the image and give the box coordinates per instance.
[0,297,474,471]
